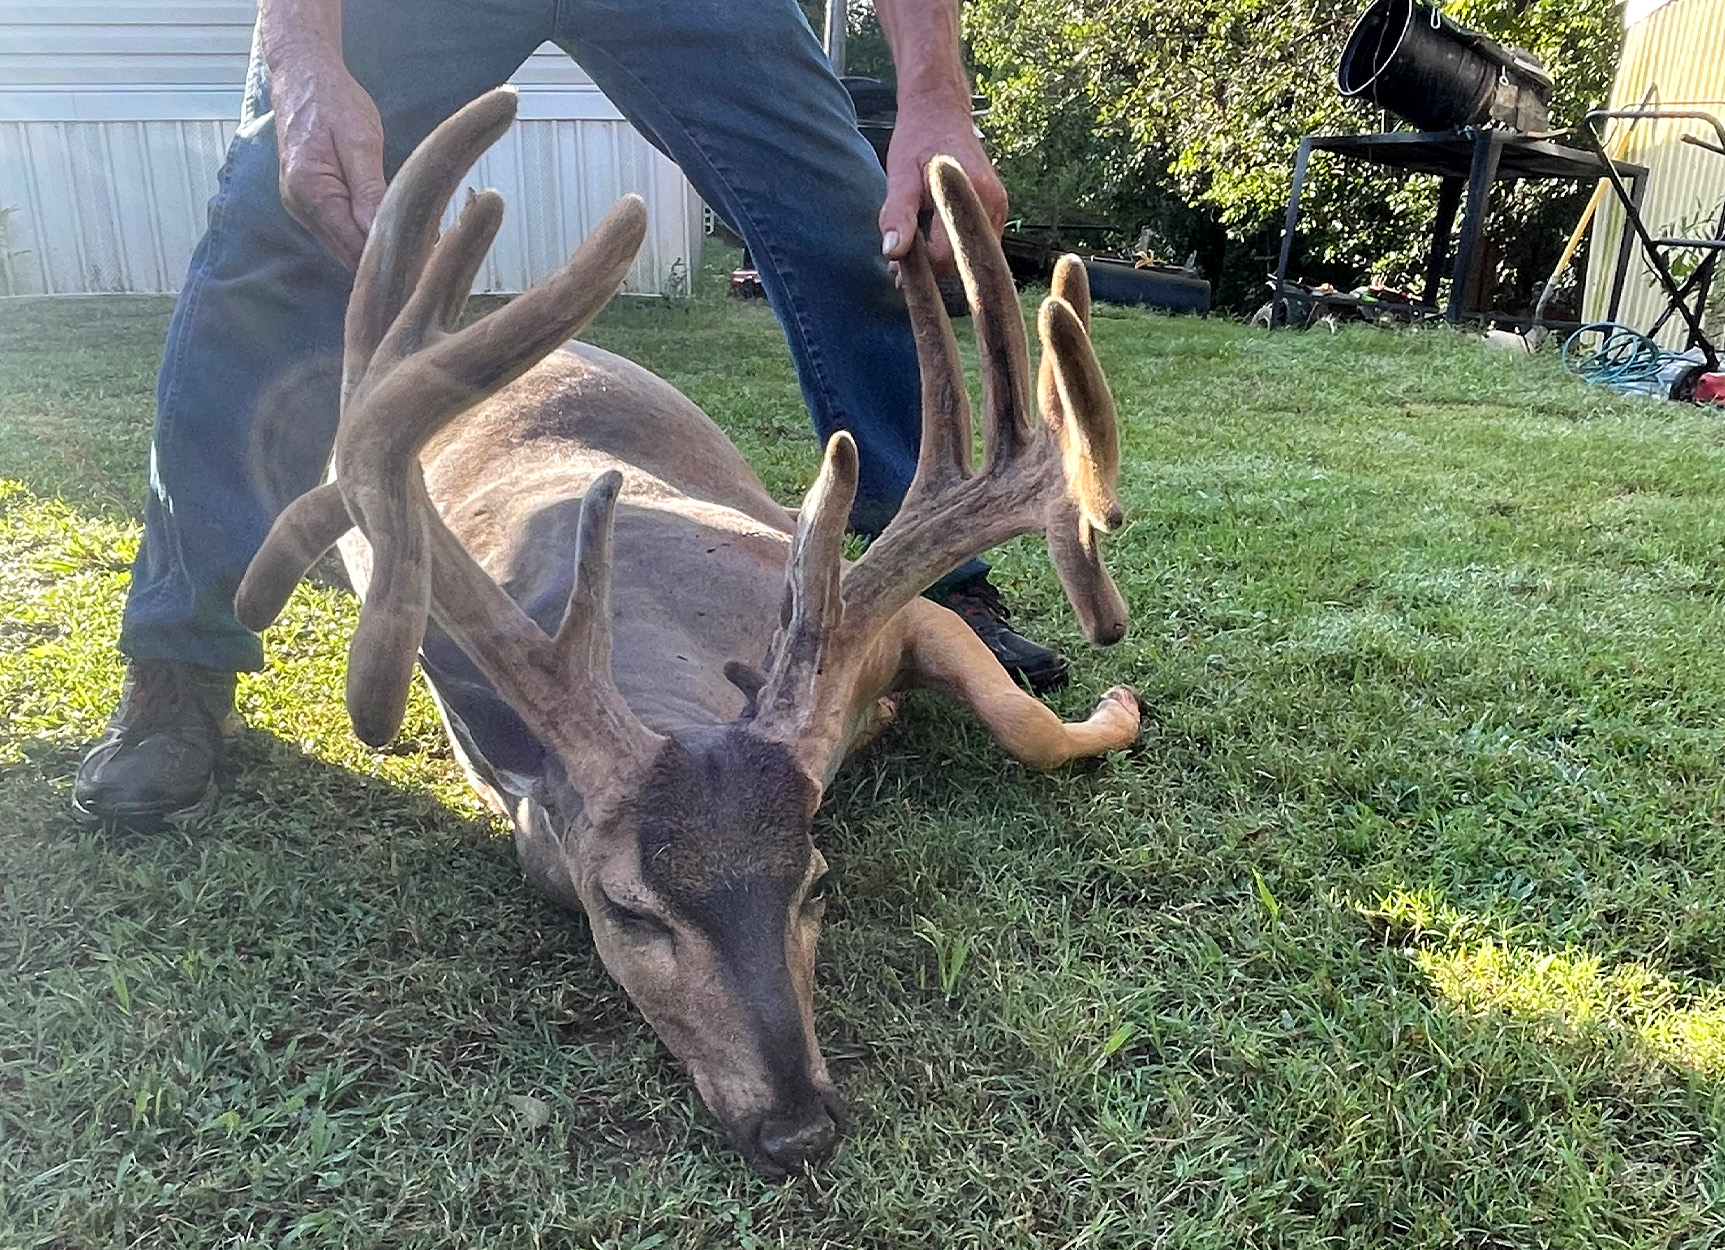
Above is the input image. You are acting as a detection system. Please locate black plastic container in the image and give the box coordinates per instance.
[1338,0,1496,131]
[842,77,899,166]
[1081,258,1212,316]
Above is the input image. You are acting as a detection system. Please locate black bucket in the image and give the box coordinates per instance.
[1338,0,1496,131]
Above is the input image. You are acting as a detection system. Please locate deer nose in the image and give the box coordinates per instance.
[757,1103,839,1171]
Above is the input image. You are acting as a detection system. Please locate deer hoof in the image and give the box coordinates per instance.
[1099,685,1138,717]
[1093,685,1141,747]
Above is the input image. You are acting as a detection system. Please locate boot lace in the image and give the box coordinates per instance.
[113,662,219,743]
[942,574,1011,626]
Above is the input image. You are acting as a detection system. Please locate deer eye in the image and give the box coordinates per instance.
[803,872,831,918]
[599,891,671,938]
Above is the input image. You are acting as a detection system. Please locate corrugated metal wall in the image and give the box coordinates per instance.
[1581,0,1725,344]
[0,0,703,297]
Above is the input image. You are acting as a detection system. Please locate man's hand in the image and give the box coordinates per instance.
[871,0,1008,276]
[878,98,1008,276]
[270,52,387,270]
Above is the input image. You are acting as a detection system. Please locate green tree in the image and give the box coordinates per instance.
[965,0,1624,311]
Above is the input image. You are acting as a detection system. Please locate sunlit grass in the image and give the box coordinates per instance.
[1370,886,1725,1079]
[1425,941,1725,1078]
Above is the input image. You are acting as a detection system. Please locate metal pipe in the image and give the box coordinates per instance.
[1530,85,1656,334]
[824,0,847,74]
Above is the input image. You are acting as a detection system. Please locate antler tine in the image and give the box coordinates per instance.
[344,476,431,746]
[1049,253,1091,330]
[898,232,972,497]
[339,189,511,508]
[929,157,1034,468]
[235,482,353,632]
[752,433,859,746]
[550,469,625,680]
[414,194,645,400]
[345,88,518,393]
[373,187,506,369]
[1039,293,1122,535]
[418,471,666,773]
[430,188,499,332]
[1038,286,1128,645]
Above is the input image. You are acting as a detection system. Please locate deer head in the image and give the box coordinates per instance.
[235,88,1126,1175]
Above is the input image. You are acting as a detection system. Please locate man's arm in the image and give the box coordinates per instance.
[872,0,1008,274]
[259,0,387,269]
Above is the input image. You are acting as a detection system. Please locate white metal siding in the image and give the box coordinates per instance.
[1581,0,1725,344]
[0,1,702,297]
[0,118,231,293]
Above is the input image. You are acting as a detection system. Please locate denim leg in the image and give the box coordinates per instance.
[552,0,985,585]
[119,1,553,671]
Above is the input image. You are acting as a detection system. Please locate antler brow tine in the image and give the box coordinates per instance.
[754,433,858,738]
[235,482,354,632]
[550,469,625,678]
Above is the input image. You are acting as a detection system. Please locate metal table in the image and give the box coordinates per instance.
[1272,128,1648,326]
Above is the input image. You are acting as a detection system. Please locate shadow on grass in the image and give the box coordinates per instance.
[12,695,856,1233]
[0,721,710,1136]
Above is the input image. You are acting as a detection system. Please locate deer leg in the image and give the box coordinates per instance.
[904,601,1139,770]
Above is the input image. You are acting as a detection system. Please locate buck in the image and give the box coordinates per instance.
[236,89,1138,1176]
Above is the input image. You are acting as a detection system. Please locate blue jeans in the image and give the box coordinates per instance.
[120,0,981,672]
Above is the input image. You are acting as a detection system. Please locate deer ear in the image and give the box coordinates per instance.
[724,660,767,718]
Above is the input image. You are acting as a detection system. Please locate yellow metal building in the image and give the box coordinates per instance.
[1581,0,1725,342]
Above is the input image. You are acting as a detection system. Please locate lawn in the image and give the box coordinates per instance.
[4,252,1725,1248]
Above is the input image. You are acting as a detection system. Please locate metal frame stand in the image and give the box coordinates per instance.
[1273,129,1646,329]
[1580,107,1724,370]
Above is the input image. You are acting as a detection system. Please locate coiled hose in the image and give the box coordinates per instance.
[1561,321,1693,396]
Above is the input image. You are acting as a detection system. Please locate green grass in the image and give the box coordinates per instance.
[5,251,1725,1247]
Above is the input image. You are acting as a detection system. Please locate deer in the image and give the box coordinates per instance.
[234,88,1138,1176]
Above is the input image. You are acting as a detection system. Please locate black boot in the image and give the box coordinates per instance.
[928,572,1070,693]
[72,660,241,831]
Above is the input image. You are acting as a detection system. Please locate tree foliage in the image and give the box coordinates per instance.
[963,0,1625,310]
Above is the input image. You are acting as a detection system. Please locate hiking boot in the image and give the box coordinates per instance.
[71,660,242,831]
[929,572,1069,693]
